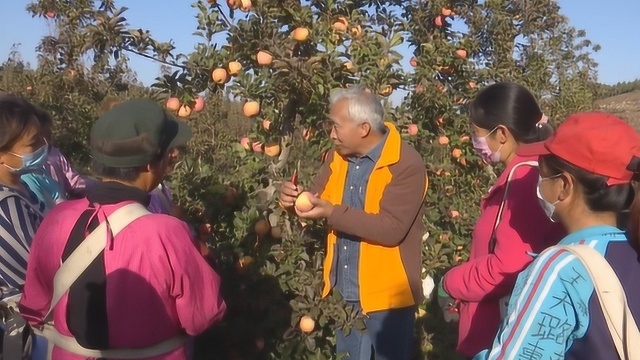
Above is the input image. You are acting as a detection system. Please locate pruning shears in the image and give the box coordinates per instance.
[291,160,300,188]
[280,160,302,212]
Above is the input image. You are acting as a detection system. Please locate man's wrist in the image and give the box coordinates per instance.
[326,203,334,218]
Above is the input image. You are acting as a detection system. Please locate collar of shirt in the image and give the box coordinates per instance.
[557,225,626,246]
[347,130,388,164]
[525,225,626,258]
[86,180,151,207]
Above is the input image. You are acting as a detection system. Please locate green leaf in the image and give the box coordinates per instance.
[389,32,404,48]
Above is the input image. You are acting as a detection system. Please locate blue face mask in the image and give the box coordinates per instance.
[4,140,50,174]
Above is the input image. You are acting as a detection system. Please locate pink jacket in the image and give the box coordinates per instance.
[19,199,226,359]
[443,155,565,357]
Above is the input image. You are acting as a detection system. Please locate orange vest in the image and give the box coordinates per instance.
[320,122,428,313]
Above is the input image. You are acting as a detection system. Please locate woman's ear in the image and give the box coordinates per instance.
[557,172,574,202]
[494,125,509,144]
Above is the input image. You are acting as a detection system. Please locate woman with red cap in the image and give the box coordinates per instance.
[474,111,640,359]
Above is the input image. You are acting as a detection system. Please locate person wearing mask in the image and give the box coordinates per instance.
[437,82,566,358]
[0,94,48,301]
[0,95,49,358]
[474,111,640,359]
[19,99,226,359]
[279,86,428,360]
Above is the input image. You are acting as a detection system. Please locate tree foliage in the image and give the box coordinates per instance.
[0,0,601,358]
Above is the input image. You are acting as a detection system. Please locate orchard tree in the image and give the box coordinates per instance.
[4,0,602,359]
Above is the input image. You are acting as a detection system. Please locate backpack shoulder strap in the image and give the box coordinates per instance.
[557,244,640,360]
[40,202,151,324]
[489,160,538,253]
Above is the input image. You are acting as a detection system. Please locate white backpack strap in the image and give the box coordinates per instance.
[558,244,640,360]
[41,202,150,323]
[36,324,186,359]
[34,202,187,358]
[489,160,538,253]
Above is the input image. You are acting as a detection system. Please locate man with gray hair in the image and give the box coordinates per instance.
[279,86,428,359]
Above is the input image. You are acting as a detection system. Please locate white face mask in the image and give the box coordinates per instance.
[536,175,561,222]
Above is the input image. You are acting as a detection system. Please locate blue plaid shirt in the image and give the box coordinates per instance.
[332,132,387,301]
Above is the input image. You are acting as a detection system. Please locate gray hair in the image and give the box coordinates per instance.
[328,86,385,133]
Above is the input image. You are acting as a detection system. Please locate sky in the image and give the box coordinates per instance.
[1,0,639,105]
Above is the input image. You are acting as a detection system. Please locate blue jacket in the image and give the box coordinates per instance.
[474,225,640,360]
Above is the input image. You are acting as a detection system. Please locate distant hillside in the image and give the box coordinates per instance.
[592,78,640,101]
[594,90,640,130]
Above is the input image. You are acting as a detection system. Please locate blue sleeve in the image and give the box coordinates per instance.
[473,248,594,360]
[20,174,42,200]
[21,173,64,209]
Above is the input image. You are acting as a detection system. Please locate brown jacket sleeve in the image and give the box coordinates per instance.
[308,149,335,195]
[327,147,426,247]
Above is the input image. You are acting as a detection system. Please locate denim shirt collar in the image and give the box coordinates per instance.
[348,130,388,164]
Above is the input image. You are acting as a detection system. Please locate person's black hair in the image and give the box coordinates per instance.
[33,106,53,128]
[541,154,634,214]
[91,150,166,183]
[0,94,39,151]
[470,82,552,144]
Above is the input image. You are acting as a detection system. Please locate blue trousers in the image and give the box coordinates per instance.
[336,302,415,360]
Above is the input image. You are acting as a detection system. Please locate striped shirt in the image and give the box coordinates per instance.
[0,183,46,299]
[474,225,639,360]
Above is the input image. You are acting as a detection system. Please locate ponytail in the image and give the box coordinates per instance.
[470,82,549,145]
[534,122,554,142]
[627,181,640,251]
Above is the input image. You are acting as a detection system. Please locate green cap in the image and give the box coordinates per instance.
[90,99,192,167]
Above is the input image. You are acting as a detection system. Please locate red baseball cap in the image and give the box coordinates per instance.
[517,111,640,185]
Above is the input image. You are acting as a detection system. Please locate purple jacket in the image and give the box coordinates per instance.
[44,146,97,199]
